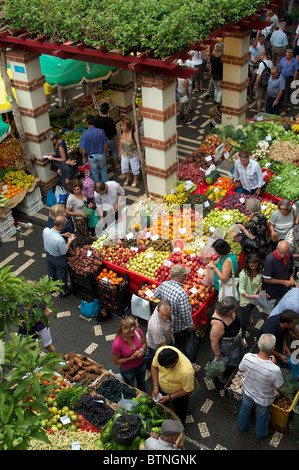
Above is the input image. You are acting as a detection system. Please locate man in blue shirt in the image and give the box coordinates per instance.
[79,115,109,183]
[266,65,285,115]
[270,22,289,65]
[43,215,75,298]
[278,49,299,110]
[249,38,260,96]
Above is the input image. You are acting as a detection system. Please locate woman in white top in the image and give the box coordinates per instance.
[269,198,296,250]
[190,50,204,92]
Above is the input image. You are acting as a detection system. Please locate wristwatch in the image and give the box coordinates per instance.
[168,395,172,401]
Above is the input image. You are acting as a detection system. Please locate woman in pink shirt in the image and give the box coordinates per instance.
[112,316,147,392]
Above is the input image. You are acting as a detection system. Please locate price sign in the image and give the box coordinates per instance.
[145,289,154,298]
[151,234,159,241]
[146,252,154,258]
[190,287,198,294]
[126,232,134,240]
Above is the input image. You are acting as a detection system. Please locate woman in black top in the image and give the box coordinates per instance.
[210,42,224,104]
[47,130,68,173]
[210,296,244,383]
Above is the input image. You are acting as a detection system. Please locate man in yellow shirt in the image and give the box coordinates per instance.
[151,346,195,425]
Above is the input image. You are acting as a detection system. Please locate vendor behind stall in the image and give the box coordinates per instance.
[94,180,125,228]
[234,149,264,196]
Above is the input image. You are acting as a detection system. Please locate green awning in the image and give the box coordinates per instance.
[39,55,119,88]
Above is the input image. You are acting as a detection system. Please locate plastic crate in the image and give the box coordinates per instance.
[0,223,17,242]
[223,367,243,413]
[94,265,131,315]
[134,281,159,314]
[17,187,44,215]
[69,267,98,302]
[270,390,299,428]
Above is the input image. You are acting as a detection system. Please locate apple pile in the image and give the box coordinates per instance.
[217,193,277,220]
[97,245,138,268]
[202,208,248,236]
[126,248,171,278]
[136,282,160,303]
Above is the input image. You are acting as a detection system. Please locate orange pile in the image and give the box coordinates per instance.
[0,181,23,198]
[0,138,23,170]
[150,211,197,242]
[214,176,234,191]
[97,268,124,287]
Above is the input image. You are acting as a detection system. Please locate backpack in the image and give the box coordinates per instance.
[259,61,271,88]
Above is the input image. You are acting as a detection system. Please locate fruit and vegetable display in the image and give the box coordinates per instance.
[0,168,35,206]
[96,268,127,289]
[202,208,248,236]
[0,137,23,170]
[178,150,213,185]
[136,282,160,304]
[94,395,177,451]
[217,193,277,220]
[57,351,104,384]
[125,248,171,278]
[265,163,299,201]
[73,393,115,430]
[163,181,196,207]
[96,376,137,403]
[68,245,103,276]
[186,193,217,215]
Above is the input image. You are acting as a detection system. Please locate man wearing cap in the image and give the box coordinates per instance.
[154,264,194,353]
[145,419,184,450]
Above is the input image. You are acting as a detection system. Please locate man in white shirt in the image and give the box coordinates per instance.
[237,333,283,440]
[254,50,273,113]
[234,149,264,196]
[145,419,184,450]
[94,180,125,226]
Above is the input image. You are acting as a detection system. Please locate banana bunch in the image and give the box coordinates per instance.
[3,170,34,188]
[163,183,189,207]
[291,124,299,133]
[0,189,8,207]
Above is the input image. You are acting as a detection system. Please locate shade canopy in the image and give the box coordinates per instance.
[39,55,119,88]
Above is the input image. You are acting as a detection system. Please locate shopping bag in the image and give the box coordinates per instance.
[55,185,68,204]
[206,358,227,380]
[80,299,100,318]
[218,258,239,301]
[46,189,57,207]
[250,290,269,311]
[184,330,202,363]
[87,209,100,228]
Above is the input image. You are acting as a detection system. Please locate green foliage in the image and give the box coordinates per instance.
[3,0,270,57]
[0,265,63,333]
[0,332,63,450]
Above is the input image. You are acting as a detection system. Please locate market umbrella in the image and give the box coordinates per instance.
[39,55,119,89]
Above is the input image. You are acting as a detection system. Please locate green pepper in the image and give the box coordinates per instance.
[151,418,165,426]
[131,436,141,450]
[139,428,151,439]
[138,404,155,418]
[147,398,155,409]
[150,427,161,434]
[152,404,164,415]
[137,395,148,405]
[115,443,127,450]
[94,437,105,449]
[101,432,111,443]
[104,441,116,450]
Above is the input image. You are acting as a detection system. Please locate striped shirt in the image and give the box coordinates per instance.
[239,353,283,406]
[146,308,174,350]
[234,158,264,192]
[154,280,193,333]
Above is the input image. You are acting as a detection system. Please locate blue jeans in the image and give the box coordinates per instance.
[108,138,119,160]
[119,361,146,392]
[237,391,272,439]
[88,153,107,183]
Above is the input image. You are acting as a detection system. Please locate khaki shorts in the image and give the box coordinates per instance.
[255,85,267,100]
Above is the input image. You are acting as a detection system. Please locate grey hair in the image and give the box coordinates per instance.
[246,198,261,213]
[278,198,292,211]
[216,296,238,317]
[258,333,276,353]
[157,299,171,311]
[279,21,286,29]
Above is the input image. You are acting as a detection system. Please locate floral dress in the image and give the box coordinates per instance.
[244,211,268,258]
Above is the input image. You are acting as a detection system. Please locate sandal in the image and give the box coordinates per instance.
[123,180,130,186]
[131,182,138,188]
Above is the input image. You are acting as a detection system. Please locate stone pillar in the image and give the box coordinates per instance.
[6,49,58,200]
[137,74,177,198]
[221,30,251,126]
[109,69,134,122]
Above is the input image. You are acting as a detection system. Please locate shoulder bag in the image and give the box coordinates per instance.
[218,257,239,301]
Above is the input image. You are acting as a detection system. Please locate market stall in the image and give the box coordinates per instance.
[28,352,184,451]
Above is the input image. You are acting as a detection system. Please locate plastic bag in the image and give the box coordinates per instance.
[184,330,202,363]
[55,185,68,204]
[87,209,100,228]
[250,290,270,312]
[46,189,57,207]
[117,393,140,412]
[80,299,100,318]
[202,265,214,286]
[206,359,227,380]
[279,368,299,400]
[111,414,142,445]
[84,207,94,218]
